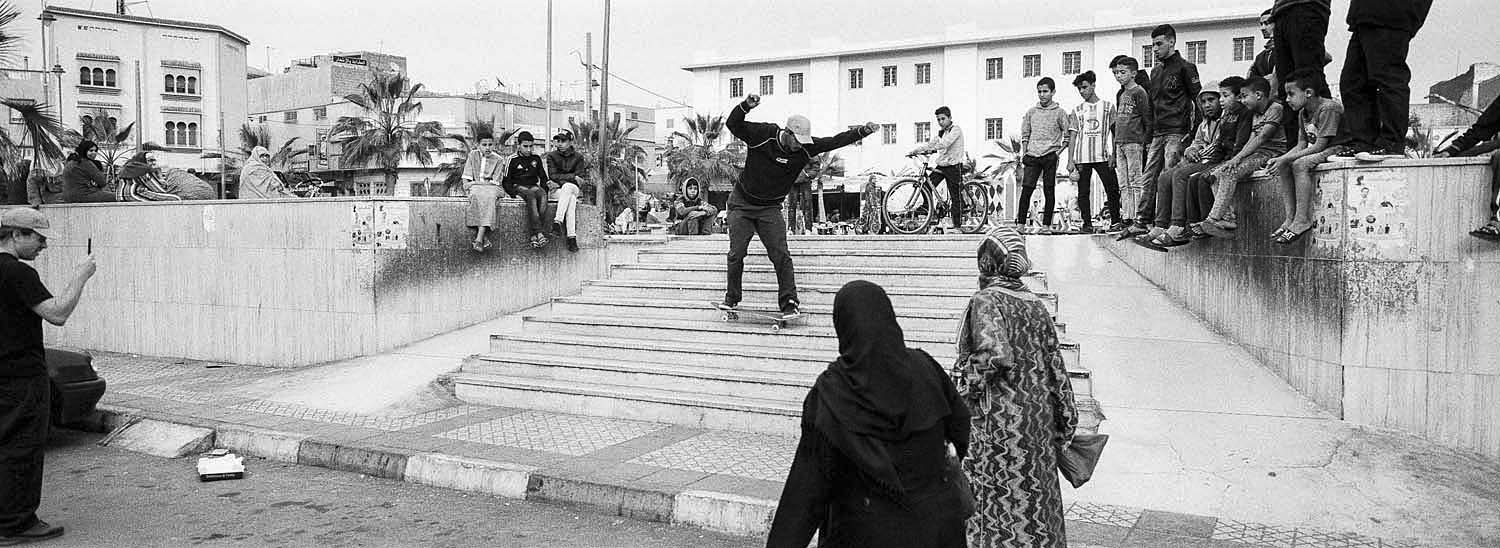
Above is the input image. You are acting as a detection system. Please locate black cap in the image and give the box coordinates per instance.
[553,131,573,142]
[516,131,534,143]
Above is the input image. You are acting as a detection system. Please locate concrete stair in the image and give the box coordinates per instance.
[453,234,1100,435]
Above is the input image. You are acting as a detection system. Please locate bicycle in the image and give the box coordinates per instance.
[882,152,992,234]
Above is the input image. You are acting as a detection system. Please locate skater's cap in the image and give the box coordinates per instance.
[1199,82,1221,98]
[0,208,59,239]
[785,115,814,144]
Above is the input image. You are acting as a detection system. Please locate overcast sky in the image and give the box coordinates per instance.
[8,0,1499,109]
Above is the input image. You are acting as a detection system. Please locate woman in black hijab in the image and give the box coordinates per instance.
[766,280,971,548]
[60,140,115,203]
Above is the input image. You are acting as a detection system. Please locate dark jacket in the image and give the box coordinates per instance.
[1347,0,1432,34]
[1210,102,1253,164]
[1442,97,1500,155]
[726,100,872,207]
[501,154,548,197]
[544,147,588,184]
[1148,51,1202,136]
[1271,0,1330,18]
[60,158,111,202]
[765,358,971,548]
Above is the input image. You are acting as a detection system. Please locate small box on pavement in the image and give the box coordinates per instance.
[197,449,245,482]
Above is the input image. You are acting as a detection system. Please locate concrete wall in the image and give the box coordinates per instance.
[1104,158,1500,459]
[16,198,606,368]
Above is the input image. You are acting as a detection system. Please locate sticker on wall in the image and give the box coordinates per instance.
[351,203,375,249]
[1313,171,1343,247]
[201,205,217,232]
[374,203,409,249]
[1345,168,1413,259]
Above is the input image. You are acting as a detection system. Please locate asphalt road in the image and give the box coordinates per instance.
[32,428,763,547]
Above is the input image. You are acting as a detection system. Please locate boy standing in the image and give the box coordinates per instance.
[1136,88,1222,249]
[1266,68,1351,244]
[1017,77,1071,232]
[1270,0,1331,99]
[1199,77,1289,238]
[909,106,967,230]
[545,131,589,252]
[1067,71,1122,232]
[1340,0,1433,159]
[1128,24,1201,240]
[1111,56,1153,234]
[501,131,552,248]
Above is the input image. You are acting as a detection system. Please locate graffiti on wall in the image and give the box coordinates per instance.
[1344,169,1413,259]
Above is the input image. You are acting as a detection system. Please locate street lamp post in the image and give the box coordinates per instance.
[50,65,65,124]
[597,0,611,211]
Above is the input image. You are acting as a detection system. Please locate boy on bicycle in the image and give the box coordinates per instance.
[908,106,967,230]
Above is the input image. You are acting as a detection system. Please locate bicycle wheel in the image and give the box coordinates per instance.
[958,182,991,234]
[882,179,934,234]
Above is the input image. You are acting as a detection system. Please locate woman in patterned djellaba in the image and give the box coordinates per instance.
[953,226,1077,548]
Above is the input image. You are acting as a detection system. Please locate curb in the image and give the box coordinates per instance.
[87,406,777,537]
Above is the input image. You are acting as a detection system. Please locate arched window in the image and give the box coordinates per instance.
[90,68,103,86]
[80,67,91,85]
[108,116,118,127]
[187,123,198,146]
[176,122,188,145]
[187,77,197,95]
[165,122,176,145]
[165,74,175,92]
[105,69,116,87]
[175,76,186,93]
[81,115,94,129]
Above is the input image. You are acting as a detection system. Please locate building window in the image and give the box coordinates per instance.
[187,77,197,94]
[165,121,196,147]
[848,125,864,146]
[1233,37,1255,62]
[882,66,897,87]
[985,58,1003,80]
[881,123,897,145]
[313,107,327,121]
[81,67,92,85]
[257,115,267,123]
[106,69,115,87]
[729,78,743,97]
[665,118,673,129]
[613,112,621,124]
[760,75,774,95]
[915,63,931,85]
[1142,46,1155,68]
[915,121,931,143]
[164,74,174,92]
[789,72,804,94]
[80,66,118,87]
[187,123,198,146]
[849,68,864,89]
[1023,55,1041,78]
[165,122,175,145]
[1186,41,1207,64]
[985,117,1004,141]
[629,111,638,120]
[1063,51,1082,75]
[284,110,298,123]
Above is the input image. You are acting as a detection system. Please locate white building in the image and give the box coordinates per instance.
[683,8,1263,175]
[41,6,249,173]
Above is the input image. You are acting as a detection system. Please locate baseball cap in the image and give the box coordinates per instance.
[784,115,814,145]
[1199,81,1221,98]
[1,208,59,239]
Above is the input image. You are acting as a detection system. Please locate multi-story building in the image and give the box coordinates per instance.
[40,6,249,172]
[683,9,1263,175]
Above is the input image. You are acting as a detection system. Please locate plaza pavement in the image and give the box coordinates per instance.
[66,236,1498,548]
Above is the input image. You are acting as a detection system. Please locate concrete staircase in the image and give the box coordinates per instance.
[452,234,1101,434]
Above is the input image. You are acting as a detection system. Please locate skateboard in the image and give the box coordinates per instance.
[711,302,802,332]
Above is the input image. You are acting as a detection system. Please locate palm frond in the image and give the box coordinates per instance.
[0,2,21,65]
[2,99,65,163]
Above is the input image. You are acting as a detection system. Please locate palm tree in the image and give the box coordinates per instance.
[664,112,740,196]
[0,99,65,183]
[67,110,138,181]
[202,124,308,171]
[670,113,726,148]
[0,1,19,65]
[435,117,518,196]
[569,117,648,217]
[328,72,444,195]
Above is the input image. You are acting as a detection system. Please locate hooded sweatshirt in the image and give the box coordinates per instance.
[1021,101,1069,157]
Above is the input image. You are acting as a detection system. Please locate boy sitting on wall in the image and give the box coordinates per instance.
[1197,77,1289,238]
[1434,96,1500,241]
[1265,68,1353,245]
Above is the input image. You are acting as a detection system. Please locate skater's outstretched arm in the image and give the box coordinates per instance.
[726,94,777,145]
[805,122,878,156]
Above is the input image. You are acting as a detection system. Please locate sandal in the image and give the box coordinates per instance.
[1199,219,1238,240]
[1471,220,1500,242]
[472,240,485,252]
[1268,228,1289,241]
[1274,226,1313,245]
[1130,234,1169,252]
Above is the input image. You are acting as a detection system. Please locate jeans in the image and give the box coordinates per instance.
[515,185,548,234]
[552,181,580,237]
[1207,150,1278,224]
[1159,161,1216,228]
[1116,143,1146,222]
[725,200,797,310]
[1186,169,1217,224]
[1341,25,1416,152]
[930,164,965,228]
[786,183,814,233]
[1138,134,1187,225]
[1016,153,1060,226]
[674,205,719,235]
[1075,162,1121,227]
[1273,4,1331,99]
[0,375,49,536]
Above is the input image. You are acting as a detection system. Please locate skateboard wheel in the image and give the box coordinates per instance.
[771,323,782,332]
[720,313,731,322]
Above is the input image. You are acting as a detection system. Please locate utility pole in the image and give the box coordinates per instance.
[544,0,553,148]
[597,0,612,210]
[117,0,127,14]
[584,33,593,124]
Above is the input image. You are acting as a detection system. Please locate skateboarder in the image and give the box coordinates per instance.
[721,94,878,319]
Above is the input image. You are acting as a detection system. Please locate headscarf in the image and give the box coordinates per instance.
[811,280,954,504]
[65,141,103,170]
[116,151,154,180]
[680,177,703,207]
[978,225,1031,292]
[238,146,285,199]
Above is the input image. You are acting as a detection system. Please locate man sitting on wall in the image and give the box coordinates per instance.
[1435,96,1500,241]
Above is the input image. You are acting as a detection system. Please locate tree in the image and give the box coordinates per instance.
[435,117,518,196]
[0,99,65,183]
[202,124,308,172]
[569,117,648,218]
[664,113,740,196]
[328,72,444,195]
[69,109,138,181]
[670,113,726,148]
[0,1,18,65]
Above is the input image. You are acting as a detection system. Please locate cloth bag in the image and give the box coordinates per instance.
[1058,433,1109,488]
